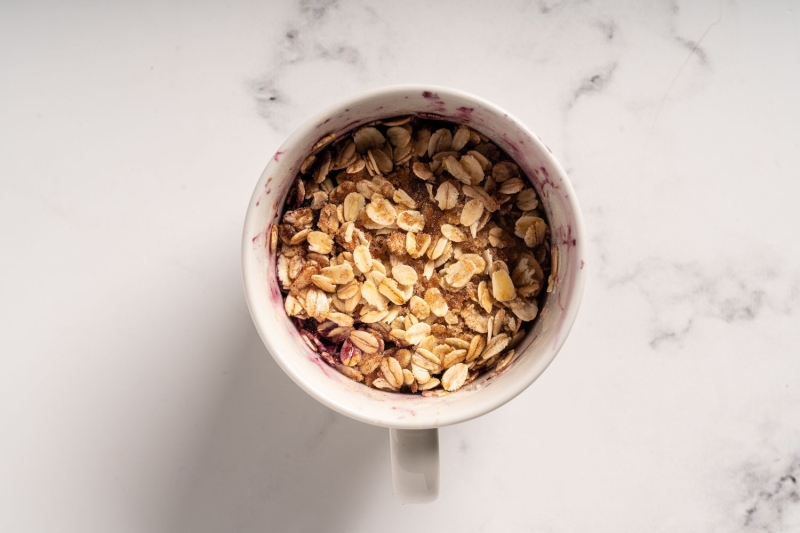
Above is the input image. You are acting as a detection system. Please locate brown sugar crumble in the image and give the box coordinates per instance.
[271,116,554,395]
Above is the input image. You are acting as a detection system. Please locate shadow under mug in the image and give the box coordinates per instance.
[242,86,586,503]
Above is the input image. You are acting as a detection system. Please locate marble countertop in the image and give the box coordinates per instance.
[2,1,799,531]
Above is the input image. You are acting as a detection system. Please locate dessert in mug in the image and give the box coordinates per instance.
[270,116,555,396]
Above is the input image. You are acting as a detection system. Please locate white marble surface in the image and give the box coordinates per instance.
[2,0,799,531]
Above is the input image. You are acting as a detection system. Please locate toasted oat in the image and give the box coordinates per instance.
[459,155,483,184]
[424,288,448,317]
[494,349,517,373]
[466,334,486,362]
[343,192,365,222]
[394,143,414,166]
[514,216,537,239]
[360,306,388,323]
[339,339,361,366]
[354,127,385,153]
[288,228,311,245]
[392,264,418,286]
[372,377,395,390]
[507,297,538,321]
[311,274,336,292]
[462,184,499,212]
[452,126,471,151]
[428,128,453,156]
[346,158,366,174]
[488,227,506,248]
[320,263,354,284]
[491,269,516,302]
[386,126,411,148]
[435,181,459,210]
[460,305,488,333]
[300,153,316,174]
[410,233,431,259]
[412,161,434,181]
[396,210,425,232]
[442,349,467,369]
[478,280,495,313]
[492,161,518,182]
[381,356,404,388]
[442,363,469,391]
[414,128,431,156]
[336,364,364,381]
[337,279,360,300]
[548,245,558,293]
[499,177,524,195]
[393,348,411,367]
[413,349,441,373]
[481,333,509,360]
[524,219,547,248]
[419,378,441,391]
[467,150,489,170]
[313,151,332,184]
[460,199,484,226]
[443,259,475,289]
[328,312,354,327]
[365,196,397,226]
[440,224,465,242]
[310,191,329,210]
[269,225,279,253]
[307,231,334,254]
[516,188,539,211]
[368,148,393,175]
[352,245,372,273]
[428,236,449,261]
[393,189,417,208]
[379,277,409,305]
[350,330,380,353]
[284,294,303,316]
[405,322,431,345]
[305,288,330,320]
[443,155,473,185]
[411,364,431,384]
[493,308,506,336]
[423,259,435,279]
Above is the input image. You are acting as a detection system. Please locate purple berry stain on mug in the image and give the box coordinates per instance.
[421,91,446,114]
[273,151,284,162]
[557,225,577,247]
[255,178,274,206]
[391,406,417,418]
[455,106,474,120]
[501,133,523,159]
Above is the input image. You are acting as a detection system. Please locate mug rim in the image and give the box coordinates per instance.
[242,84,586,429]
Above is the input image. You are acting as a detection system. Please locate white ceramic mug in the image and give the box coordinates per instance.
[242,86,585,503]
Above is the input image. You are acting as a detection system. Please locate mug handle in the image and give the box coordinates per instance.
[389,428,439,503]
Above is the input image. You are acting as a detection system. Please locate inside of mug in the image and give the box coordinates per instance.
[244,87,584,429]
